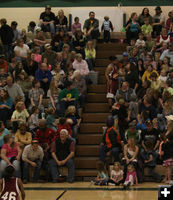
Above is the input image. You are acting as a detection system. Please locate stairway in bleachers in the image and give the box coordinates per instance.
[75,43,127,179]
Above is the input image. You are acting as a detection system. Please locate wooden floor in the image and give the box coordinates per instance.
[23,182,160,200]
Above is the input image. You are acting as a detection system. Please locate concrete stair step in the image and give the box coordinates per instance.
[95,59,109,67]
[77,134,102,145]
[85,103,109,113]
[96,43,127,51]
[82,113,109,123]
[76,145,99,156]
[98,75,106,84]
[96,50,125,59]
[80,123,105,133]
[94,67,106,75]
[86,93,107,103]
[88,84,106,93]
[75,169,97,177]
[75,157,99,169]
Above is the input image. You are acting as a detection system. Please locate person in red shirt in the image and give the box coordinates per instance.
[53,117,72,141]
[156,27,173,47]
[34,119,55,146]
[0,55,8,73]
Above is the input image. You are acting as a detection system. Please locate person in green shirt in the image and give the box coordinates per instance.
[141,18,153,37]
[125,121,141,144]
[59,80,79,117]
[83,11,100,40]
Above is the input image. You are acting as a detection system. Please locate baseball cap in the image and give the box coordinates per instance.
[11,21,17,26]
[35,27,42,33]
[44,43,51,49]
[155,6,162,11]
[128,121,136,128]
[45,5,51,9]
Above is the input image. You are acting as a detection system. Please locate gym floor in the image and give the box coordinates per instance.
[24,182,160,200]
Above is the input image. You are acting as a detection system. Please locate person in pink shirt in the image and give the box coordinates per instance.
[123,164,138,189]
[72,53,89,77]
[0,134,22,178]
[33,46,42,67]
[72,17,81,35]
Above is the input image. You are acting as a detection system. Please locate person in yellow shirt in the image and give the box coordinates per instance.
[142,64,159,83]
[15,123,32,149]
[85,41,96,70]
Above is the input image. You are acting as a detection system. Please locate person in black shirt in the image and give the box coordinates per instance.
[55,9,68,32]
[0,18,14,61]
[39,5,55,35]
[141,119,160,152]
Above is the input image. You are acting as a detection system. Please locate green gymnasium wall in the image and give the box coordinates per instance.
[0,0,173,7]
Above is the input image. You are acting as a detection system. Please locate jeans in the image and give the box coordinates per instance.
[48,158,75,182]
[99,145,120,163]
[40,23,55,34]
[86,58,94,71]
[103,30,111,43]
[79,94,86,108]
[23,159,42,181]
[0,159,21,178]
[3,44,13,62]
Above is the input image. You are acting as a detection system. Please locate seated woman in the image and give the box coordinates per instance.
[72,29,86,57]
[55,9,68,32]
[156,27,173,48]
[47,79,61,112]
[122,138,139,179]
[0,89,13,126]
[72,53,89,77]
[14,38,30,62]
[85,41,96,71]
[0,134,22,178]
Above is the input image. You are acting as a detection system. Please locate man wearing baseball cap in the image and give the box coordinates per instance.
[152,6,165,37]
[39,5,55,34]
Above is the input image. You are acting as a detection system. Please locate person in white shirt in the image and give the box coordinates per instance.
[14,38,30,61]
[135,33,145,48]
[160,43,173,66]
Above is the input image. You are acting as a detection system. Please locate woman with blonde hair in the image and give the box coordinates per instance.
[47,79,61,112]
[85,41,96,70]
[55,9,68,32]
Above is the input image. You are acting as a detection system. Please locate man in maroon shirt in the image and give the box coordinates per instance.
[48,129,75,183]
[34,119,55,147]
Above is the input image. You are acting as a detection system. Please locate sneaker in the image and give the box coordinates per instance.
[108,183,115,186]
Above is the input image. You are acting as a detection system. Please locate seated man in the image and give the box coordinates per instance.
[22,140,44,184]
[49,129,75,183]
[99,116,122,163]
[39,5,55,35]
[35,63,52,95]
[58,80,79,117]
[42,43,57,67]
[83,11,100,41]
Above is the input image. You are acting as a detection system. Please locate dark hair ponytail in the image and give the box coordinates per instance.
[3,166,15,182]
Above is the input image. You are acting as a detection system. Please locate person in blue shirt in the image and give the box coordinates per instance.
[35,63,52,95]
[0,121,10,149]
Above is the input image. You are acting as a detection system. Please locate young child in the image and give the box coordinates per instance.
[94,162,109,186]
[46,107,57,132]
[141,18,153,37]
[135,33,145,49]
[11,101,29,133]
[159,69,168,86]
[65,105,81,139]
[127,39,136,55]
[123,164,138,189]
[101,16,113,43]
[108,162,124,186]
[142,140,162,182]
[33,46,42,67]
[28,106,39,135]
[85,41,96,70]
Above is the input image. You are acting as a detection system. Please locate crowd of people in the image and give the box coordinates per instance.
[99,6,173,189]
[0,4,172,187]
